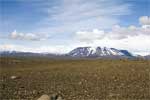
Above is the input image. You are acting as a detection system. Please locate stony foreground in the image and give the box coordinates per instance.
[0,57,150,100]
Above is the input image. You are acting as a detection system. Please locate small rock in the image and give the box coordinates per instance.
[37,94,50,100]
[10,76,20,80]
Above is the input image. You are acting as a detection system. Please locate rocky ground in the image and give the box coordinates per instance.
[0,57,150,100]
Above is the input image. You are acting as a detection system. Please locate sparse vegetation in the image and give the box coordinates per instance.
[0,57,150,100]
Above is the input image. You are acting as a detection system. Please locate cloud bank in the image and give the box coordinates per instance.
[75,16,150,42]
[0,44,72,54]
[76,29,105,43]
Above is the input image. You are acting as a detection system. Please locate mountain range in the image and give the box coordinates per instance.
[0,46,149,59]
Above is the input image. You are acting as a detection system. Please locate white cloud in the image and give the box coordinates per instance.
[108,24,150,39]
[10,30,49,41]
[139,16,150,25]
[76,29,105,43]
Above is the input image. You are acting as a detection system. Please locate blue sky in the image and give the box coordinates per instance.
[0,0,150,55]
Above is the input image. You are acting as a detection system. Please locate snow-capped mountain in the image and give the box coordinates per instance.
[68,47,133,57]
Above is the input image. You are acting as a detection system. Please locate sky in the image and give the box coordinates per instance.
[0,0,150,55]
